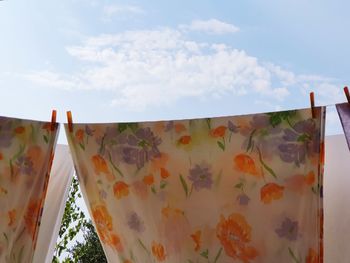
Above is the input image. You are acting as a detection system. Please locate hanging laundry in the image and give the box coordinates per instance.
[324,134,350,263]
[32,144,74,263]
[66,107,325,263]
[336,103,350,150]
[0,116,59,262]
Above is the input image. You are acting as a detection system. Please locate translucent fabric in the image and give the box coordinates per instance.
[324,134,350,263]
[32,145,74,263]
[0,116,59,262]
[336,103,350,150]
[66,107,325,263]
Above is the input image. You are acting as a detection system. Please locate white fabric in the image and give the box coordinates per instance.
[32,145,74,263]
[324,134,350,263]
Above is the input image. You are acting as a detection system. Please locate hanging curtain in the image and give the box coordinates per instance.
[32,144,74,263]
[66,107,325,263]
[0,116,59,262]
[324,134,350,263]
[336,103,350,150]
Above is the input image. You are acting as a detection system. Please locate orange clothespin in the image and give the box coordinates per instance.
[50,110,57,131]
[66,111,73,132]
[344,86,350,103]
[310,92,315,118]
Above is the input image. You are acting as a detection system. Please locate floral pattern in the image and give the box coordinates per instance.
[0,116,58,262]
[66,107,325,262]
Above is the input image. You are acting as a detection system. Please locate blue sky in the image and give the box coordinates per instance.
[1,0,349,144]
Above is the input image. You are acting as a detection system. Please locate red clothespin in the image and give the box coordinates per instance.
[344,86,350,103]
[66,111,73,132]
[50,110,57,131]
[310,92,315,118]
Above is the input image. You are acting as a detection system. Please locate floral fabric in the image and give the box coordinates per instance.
[0,116,59,262]
[66,107,325,263]
[336,103,350,150]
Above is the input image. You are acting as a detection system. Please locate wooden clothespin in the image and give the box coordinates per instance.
[50,110,57,131]
[310,92,315,118]
[344,86,350,103]
[66,111,73,132]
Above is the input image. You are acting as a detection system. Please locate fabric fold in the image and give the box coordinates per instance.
[0,116,59,262]
[66,107,325,263]
[336,103,350,150]
[32,144,74,263]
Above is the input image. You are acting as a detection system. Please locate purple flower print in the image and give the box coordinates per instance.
[16,156,34,175]
[119,127,161,168]
[275,217,299,241]
[278,119,319,166]
[127,212,145,233]
[237,193,250,205]
[188,163,213,191]
[0,117,14,148]
[228,120,239,133]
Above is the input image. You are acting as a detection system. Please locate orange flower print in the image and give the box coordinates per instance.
[216,213,258,262]
[143,174,154,186]
[174,123,186,133]
[305,171,315,185]
[8,209,16,226]
[14,126,25,134]
[160,167,170,179]
[92,205,113,242]
[190,230,201,252]
[75,128,84,142]
[113,181,129,199]
[0,152,3,161]
[152,242,166,261]
[261,183,284,204]
[123,260,132,263]
[151,153,169,171]
[109,233,123,252]
[24,199,41,239]
[210,125,227,138]
[178,135,191,145]
[306,248,319,263]
[234,154,259,176]
[92,154,110,175]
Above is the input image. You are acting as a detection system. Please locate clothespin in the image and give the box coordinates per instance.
[344,86,350,103]
[50,110,57,131]
[310,92,315,118]
[66,111,73,132]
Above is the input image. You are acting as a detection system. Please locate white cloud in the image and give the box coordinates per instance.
[103,4,144,16]
[180,19,239,34]
[25,24,342,111]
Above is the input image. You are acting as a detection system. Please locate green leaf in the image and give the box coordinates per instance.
[160,180,167,189]
[43,134,48,143]
[179,174,188,196]
[200,249,209,259]
[217,141,225,151]
[257,147,277,178]
[79,143,85,150]
[151,186,157,194]
[234,182,244,189]
[288,247,301,263]
[127,122,138,131]
[214,247,223,263]
[118,123,128,133]
[246,129,256,152]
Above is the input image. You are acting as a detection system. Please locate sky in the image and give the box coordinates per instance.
[1,1,350,145]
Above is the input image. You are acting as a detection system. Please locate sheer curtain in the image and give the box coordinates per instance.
[66,107,325,263]
[32,144,74,263]
[0,116,59,262]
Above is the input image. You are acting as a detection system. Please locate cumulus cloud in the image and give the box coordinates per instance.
[180,19,239,34]
[25,23,342,111]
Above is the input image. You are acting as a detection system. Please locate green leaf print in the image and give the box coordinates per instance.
[179,174,189,197]
[200,249,209,259]
[217,141,225,151]
[288,247,301,263]
[257,147,277,179]
[214,247,223,263]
